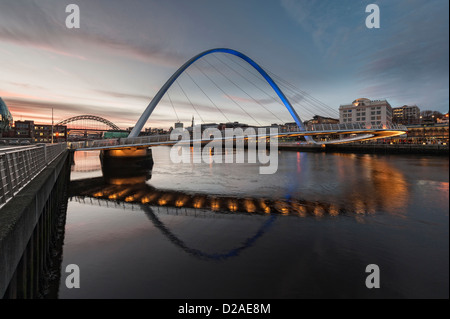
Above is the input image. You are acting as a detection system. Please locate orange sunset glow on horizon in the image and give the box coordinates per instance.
[1,1,448,131]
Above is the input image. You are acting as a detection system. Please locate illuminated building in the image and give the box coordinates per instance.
[34,124,67,143]
[406,123,449,144]
[339,98,393,128]
[280,122,299,132]
[393,105,421,125]
[304,115,339,126]
[14,121,35,138]
[9,120,67,143]
[437,113,449,125]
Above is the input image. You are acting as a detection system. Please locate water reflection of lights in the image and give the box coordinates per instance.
[108,177,147,185]
[141,193,159,204]
[71,151,102,173]
[70,163,410,218]
[93,185,118,197]
[329,205,339,217]
[314,206,325,217]
[274,201,289,215]
[72,145,415,220]
[244,199,256,213]
[259,200,270,214]
[327,153,410,216]
[193,197,205,209]
[125,190,147,202]
[109,188,133,200]
[291,201,307,217]
[228,199,238,212]
[210,198,220,211]
[175,196,189,207]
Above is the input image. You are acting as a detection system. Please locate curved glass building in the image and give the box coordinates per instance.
[0,97,14,132]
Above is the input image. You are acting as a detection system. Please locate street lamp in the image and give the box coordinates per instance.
[51,107,54,144]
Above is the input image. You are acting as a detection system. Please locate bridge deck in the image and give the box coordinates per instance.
[68,124,407,151]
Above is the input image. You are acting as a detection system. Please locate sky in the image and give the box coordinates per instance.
[0,0,448,129]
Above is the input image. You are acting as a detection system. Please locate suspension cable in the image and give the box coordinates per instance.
[194,62,262,126]
[175,78,205,123]
[185,69,231,123]
[166,90,180,122]
[220,54,317,119]
[268,71,339,118]
[211,54,286,124]
[222,53,337,119]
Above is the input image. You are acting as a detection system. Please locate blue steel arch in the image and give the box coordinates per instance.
[129,48,311,141]
[142,205,277,261]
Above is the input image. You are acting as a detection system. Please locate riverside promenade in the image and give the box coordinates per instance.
[278,142,449,155]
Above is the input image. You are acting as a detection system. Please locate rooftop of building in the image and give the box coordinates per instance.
[340,98,390,109]
[393,105,420,109]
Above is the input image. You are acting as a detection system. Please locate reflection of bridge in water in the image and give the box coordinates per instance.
[71,194,277,260]
[69,173,405,218]
[70,177,345,216]
[69,149,410,260]
[69,174,404,261]
[142,205,276,260]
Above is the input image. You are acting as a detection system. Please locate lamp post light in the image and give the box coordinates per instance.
[51,107,54,144]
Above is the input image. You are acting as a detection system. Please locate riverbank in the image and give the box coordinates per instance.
[278,142,449,155]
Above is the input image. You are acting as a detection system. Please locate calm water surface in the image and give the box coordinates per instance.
[56,148,449,298]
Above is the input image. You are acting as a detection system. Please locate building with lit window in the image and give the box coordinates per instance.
[339,98,393,128]
[34,124,67,143]
[437,113,449,125]
[393,105,421,125]
[406,123,449,144]
[0,97,13,136]
[304,115,339,126]
[14,120,35,138]
[9,120,67,143]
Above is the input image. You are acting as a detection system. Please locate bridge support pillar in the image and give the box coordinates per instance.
[100,147,154,185]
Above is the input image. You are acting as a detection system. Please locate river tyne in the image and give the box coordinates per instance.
[49,148,448,299]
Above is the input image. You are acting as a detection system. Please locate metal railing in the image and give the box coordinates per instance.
[307,123,407,132]
[67,134,173,150]
[119,134,172,145]
[67,123,408,150]
[0,143,67,207]
[68,139,119,150]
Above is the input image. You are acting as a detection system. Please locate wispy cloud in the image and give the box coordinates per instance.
[280,0,449,110]
[279,0,360,58]
[0,0,184,66]
[3,97,141,125]
[94,90,152,102]
[357,0,449,108]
